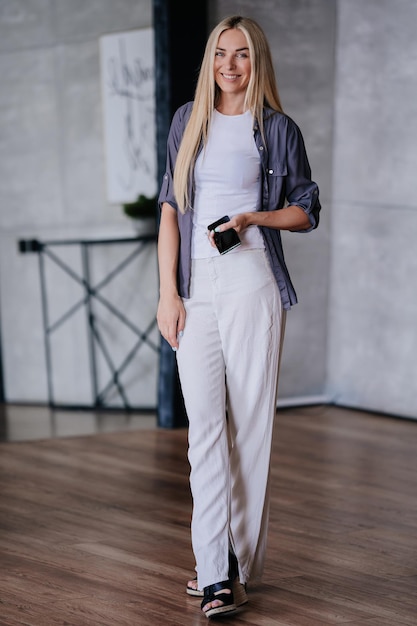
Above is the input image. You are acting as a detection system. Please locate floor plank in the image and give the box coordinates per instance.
[1,404,417,625]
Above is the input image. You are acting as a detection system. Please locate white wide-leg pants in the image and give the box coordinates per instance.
[176,249,285,591]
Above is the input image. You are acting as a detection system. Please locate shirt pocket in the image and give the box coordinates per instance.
[266,161,287,209]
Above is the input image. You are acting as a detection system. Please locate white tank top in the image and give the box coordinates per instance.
[191,109,265,259]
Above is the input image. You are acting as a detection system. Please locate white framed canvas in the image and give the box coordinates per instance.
[100,28,156,204]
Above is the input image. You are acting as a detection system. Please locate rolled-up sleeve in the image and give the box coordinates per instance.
[285,118,321,232]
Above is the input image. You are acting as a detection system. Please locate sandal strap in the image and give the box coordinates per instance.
[201,580,234,610]
[201,592,233,610]
[206,580,231,594]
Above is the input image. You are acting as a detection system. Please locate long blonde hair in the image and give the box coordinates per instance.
[173,15,283,214]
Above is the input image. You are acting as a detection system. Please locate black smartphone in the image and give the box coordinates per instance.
[207,215,241,255]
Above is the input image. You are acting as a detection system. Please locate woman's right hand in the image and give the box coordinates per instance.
[157,293,186,351]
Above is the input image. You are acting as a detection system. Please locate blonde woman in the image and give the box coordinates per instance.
[157,15,320,619]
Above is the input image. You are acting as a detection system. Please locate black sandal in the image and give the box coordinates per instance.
[201,580,236,618]
[186,552,248,605]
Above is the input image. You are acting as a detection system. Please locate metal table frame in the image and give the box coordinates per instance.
[19,234,158,411]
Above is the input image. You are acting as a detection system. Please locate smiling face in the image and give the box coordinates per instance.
[214,28,252,101]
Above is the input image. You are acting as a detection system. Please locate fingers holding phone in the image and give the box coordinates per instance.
[207,215,241,255]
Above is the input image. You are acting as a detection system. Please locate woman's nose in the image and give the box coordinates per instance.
[225,55,236,68]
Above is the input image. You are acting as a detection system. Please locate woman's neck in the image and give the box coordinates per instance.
[216,94,247,116]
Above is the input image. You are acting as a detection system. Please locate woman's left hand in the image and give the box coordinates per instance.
[208,213,249,248]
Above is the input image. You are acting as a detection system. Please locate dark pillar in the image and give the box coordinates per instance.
[0,304,6,439]
[153,0,208,428]
[0,305,4,404]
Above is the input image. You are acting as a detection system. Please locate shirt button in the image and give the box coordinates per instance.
[259,146,264,151]
[164,174,168,180]
[268,169,274,174]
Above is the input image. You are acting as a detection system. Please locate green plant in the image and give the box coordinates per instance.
[122,194,157,220]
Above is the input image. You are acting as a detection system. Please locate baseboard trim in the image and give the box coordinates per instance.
[277,394,332,409]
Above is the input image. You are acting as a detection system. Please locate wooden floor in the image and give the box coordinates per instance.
[0,404,416,625]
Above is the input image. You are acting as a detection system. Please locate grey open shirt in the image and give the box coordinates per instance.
[158,102,321,310]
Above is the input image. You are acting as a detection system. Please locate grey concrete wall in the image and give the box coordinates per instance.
[212,0,335,401]
[0,0,158,407]
[328,0,417,419]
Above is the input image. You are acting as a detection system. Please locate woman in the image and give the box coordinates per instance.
[157,15,320,619]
